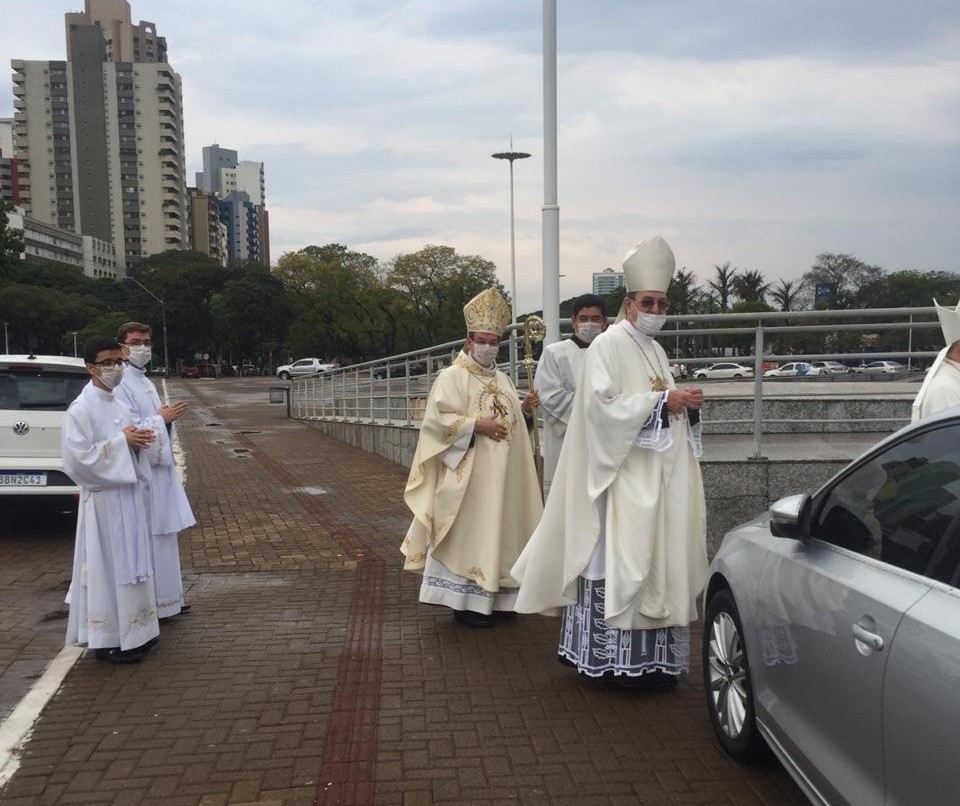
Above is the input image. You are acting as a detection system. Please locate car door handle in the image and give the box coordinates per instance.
[851,623,884,652]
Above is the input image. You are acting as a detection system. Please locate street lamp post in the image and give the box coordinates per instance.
[492,144,531,379]
[1,321,8,354]
[123,276,169,373]
[72,331,78,358]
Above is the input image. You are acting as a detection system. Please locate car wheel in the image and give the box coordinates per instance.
[733,373,743,378]
[703,587,766,762]
[278,371,290,380]
[694,373,705,380]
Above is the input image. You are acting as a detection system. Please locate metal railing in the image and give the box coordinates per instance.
[290,306,940,457]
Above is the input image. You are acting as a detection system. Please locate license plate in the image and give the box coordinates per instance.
[0,472,47,487]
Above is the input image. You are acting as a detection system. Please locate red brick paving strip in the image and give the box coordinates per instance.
[201,391,386,806]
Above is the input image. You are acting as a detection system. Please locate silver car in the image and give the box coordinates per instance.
[703,411,960,806]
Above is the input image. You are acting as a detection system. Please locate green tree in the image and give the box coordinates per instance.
[770,278,805,312]
[275,244,386,363]
[707,262,738,311]
[732,269,770,305]
[803,253,884,309]
[386,245,503,346]
[0,202,24,275]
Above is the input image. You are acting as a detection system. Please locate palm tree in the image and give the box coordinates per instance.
[770,279,805,312]
[707,262,738,311]
[732,269,770,305]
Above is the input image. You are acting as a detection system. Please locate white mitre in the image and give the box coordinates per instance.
[464,286,511,336]
[911,298,960,421]
[615,235,676,321]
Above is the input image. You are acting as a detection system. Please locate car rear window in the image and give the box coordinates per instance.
[0,367,88,411]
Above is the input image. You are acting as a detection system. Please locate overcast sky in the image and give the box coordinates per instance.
[2,1,959,313]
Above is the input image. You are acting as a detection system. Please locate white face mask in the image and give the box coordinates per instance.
[633,312,667,337]
[575,322,603,344]
[470,343,500,367]
[98,364,124,390]
[126,345,152,369]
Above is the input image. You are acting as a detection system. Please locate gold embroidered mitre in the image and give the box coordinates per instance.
[463,287,511,335]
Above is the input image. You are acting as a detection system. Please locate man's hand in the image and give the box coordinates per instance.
[521,389,540,412]
[685,387,704,410]
[159,401,189,423]
[123,425,155,449]
[666,388,705,414]
[475,417,509,442]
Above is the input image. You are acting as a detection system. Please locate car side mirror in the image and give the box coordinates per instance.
[769,493,811,539]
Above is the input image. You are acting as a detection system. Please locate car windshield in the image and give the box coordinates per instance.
[0,368,88,410]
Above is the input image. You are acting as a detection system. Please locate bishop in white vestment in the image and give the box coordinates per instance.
[535,294,607,496]
[63,337,160,662]
[913,300,960,421]
[513,236,708,687]
[116,322,196,619]
[402,288,544,626]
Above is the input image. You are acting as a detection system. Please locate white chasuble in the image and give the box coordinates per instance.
[912,349,960,421]
[512,322,708,631]
[402,352,543,598]
[535,338,586,495]
[116,367,196,617]
[62,383,159,651]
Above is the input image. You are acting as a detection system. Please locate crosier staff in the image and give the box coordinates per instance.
[522,315,546,498]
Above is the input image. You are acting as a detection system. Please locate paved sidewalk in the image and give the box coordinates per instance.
[1,379,805,806]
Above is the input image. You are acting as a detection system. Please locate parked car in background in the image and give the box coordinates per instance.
[0,355,86,497]
[811,360,852,375]
[856,360,907,375]
[373,360,427,380]
[275,358,337,380]
[702,410,960,806]
[180,364,201,379]
[670,363,688,380]
[692,362,754,380]
[763,362,821,378]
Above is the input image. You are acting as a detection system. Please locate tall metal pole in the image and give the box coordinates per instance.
[72,331,78,357]
[492,146,530,382]
[2,321,8,354]
[542,0,560,345]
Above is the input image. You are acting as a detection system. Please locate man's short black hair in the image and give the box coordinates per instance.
[572,294,606,318]
[83,336,121,365]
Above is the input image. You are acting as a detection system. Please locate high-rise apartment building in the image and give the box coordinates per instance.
[219,190,269,266]
[593,268,626,295]
[10,0,187,267]
[0,118,23,206]
[188,187,227,266]
[193,143,269,265]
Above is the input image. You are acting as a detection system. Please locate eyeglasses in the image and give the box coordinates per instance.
[631,296,670,313]
[91,359,128,369]
[124,339,152,347]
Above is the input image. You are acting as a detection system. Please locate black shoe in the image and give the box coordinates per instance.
[453,609,494,628]
[491,610,516,621]
[179,604,191,614]
[93,646,145,665]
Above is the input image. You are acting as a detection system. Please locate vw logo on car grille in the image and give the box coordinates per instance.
[13,421,30,436]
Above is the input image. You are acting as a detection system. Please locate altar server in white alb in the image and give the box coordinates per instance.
[912,300,960,421]
[63,336,160,664]
[401,287,544,627]
[535,294,607,496]
[512,236,708,689]
[115,321,196,621]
